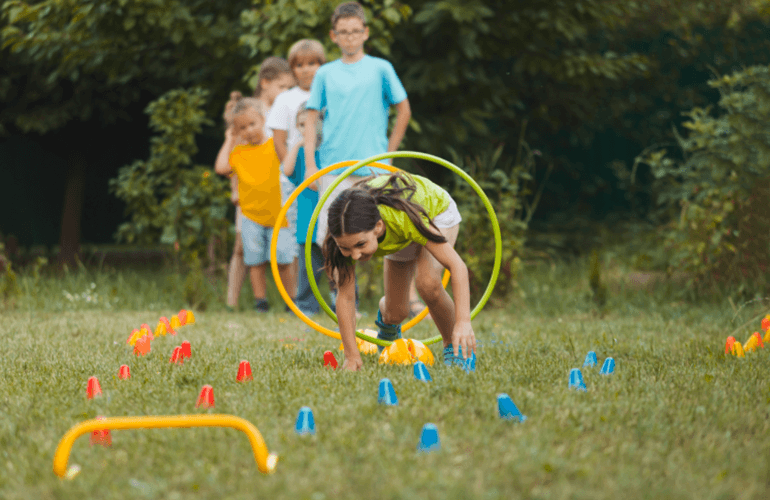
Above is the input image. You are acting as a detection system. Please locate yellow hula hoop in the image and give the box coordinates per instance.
[270,160,449,342]
[53,414,277,478]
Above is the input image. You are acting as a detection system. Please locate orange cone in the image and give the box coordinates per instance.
[127,328,142,346]
[725,336,736,354]
[754,331,764,349]
[169,346,183,364]
[196,385,214,408]
[178,310,188,326]
[134,335,151,356]
[118,365,130,380]
[89,416,112,447]
[236,360,253,382]
[180,340,191,359]
[323,350,338,369]
[761,315,770,332]
[86,376,102,399]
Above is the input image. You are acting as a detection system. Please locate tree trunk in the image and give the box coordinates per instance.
[57,149,86,267]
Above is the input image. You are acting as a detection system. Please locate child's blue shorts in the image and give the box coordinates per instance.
[241,216,297,266]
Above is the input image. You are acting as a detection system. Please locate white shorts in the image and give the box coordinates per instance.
[385,199,462,262]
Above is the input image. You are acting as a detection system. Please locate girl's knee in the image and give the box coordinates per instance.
[416,277,444,303]
[379,296,408,324]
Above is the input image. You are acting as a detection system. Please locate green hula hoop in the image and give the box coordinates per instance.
[306,151,502,347]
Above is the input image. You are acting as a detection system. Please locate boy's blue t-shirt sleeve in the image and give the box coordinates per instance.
[382,60,407,105]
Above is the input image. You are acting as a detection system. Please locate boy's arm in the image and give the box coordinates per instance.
[230,175,239,205]
[215,128,238,176]
[338,272,362,371]
[303,109,320,189]
[273,129,289,162]
[387,98,411,152]
[283,142,302,177]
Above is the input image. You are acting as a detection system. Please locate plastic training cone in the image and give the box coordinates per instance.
[413,361,432,382]
[379,339,435,366]
[762,315,770,332]
[127,329,142,346]
[134,335,151,356]
[178,309,188,326]
[377,378,398,406]
[89,416,112,447]
[754,332,764,348]
[600,358,615,375]
[295,406,316,435]
[169,346,183,364]
[417,423,440,452]
[118,365,130,380]
[744,334,759,353]
[236,360,253,382]
[186,310,196,324]
[568,368,587,391]
[731,341,746,358]
[170,315,182,330]
[323,350,338,369]
[339,331,379,355]
[725,336,736,354]
[154,321,167,337]
[583,351,598,368]
[180,340,191,359]
[86,376,102,399]
[497,393,527,422]
[195,385,214,408]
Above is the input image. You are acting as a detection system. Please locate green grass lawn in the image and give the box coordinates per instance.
[1,260,770,499]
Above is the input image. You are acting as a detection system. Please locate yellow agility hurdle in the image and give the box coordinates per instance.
[53,414,278,478]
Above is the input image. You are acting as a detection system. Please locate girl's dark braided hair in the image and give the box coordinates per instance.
[323,172,447,286]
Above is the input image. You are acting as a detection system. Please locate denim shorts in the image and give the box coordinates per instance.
[241,215,297,266]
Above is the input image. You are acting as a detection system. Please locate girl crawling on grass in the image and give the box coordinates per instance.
[322,171,477,371]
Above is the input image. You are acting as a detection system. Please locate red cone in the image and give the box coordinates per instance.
[169,346,183,364]
[90,416,112,447]
[236,360,253,382]
[118,365,130,380]
[196,385,215,408]
[86,376,102,399]
[180,340,191,359]
[754,331,764,348]
[725,336,736,354]
[323,350,338,369]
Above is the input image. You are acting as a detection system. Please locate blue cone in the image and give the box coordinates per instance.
[417,423,440,452]
[378,378,398,405]
[568,368,587,391]
[295,406,316,435]
[600,357,615,375]
[497,393,526,422]
[583,351,597,368]
[413,361,432,382]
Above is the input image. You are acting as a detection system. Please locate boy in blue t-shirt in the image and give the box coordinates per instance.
[303,1,411,249]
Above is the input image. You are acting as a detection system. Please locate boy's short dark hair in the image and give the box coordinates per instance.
[331,2,366,27]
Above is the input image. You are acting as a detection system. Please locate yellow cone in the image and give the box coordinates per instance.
[170,315,181,329]
[744,334,759,353]
[339,330,379,355]
[155,321,167,337]
[732,341,745,358]
[186,310,196,324]
[379,338,435,366]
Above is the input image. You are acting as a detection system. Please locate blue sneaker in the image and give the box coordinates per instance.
[443,344,476,372]
[375,309,402,353]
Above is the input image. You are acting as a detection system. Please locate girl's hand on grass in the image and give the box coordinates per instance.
[452,321,476,359]
[342,356,363,372]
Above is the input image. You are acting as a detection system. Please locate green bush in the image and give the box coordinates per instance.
[637,65,770,298]
[450,138,548,304]
[109,88,231,268]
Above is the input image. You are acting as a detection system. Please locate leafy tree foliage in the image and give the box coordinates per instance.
[637,65,770,297]
[109,87,230,265]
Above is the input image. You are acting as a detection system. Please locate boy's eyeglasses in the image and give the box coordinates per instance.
[333,28,366,38]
